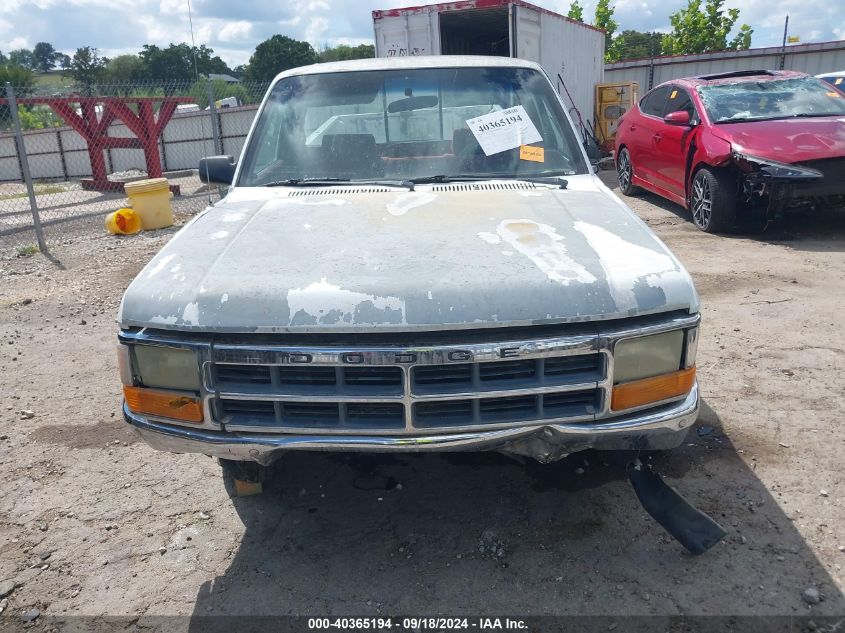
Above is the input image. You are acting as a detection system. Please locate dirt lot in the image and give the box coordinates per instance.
[0,172,843,627]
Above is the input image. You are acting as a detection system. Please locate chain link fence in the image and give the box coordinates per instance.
[0,79,269,256]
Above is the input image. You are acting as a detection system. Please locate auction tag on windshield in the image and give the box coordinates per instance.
[836,78,843,85]
[520,145,545,162]
[467,106,542,156]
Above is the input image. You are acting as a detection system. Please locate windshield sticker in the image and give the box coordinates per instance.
[836,78,843,85]
[828,91,841,97]
[466,106,542,156]
[670,90,678,99]
[519,145,545,163]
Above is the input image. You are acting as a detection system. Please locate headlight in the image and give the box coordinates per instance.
[613,330,684,385]
[611,328,698,411]
[131,345,201,391]
[732,152,823,181]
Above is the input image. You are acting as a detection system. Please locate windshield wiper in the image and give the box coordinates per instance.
[718,112,844,124]
[402,174,487,186]
[786,112,844,118]
[403,173,569,190]
[263,178,412,189]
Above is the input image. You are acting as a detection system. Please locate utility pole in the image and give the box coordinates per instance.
[780,15,789,70]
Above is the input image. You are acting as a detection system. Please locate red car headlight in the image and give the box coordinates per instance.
[732,152,823,181]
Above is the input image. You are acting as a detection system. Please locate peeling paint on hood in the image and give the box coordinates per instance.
[287,278,406,326]
[118,176,699,333]
[497,219,597,286]
[387,192,437,216]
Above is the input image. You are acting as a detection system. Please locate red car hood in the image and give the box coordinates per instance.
[711,116,845,163]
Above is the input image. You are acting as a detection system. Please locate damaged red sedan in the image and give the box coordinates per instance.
[615,70,845,232]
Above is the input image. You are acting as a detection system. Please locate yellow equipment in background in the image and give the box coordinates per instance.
[595,82,639,153]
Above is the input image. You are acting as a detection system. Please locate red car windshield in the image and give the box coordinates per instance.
[697,77,845,124]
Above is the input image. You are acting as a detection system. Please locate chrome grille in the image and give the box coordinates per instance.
[218,399,406,430]
[410,355,602,396]
[209,336,608,434]
[120,311,701,435]
[414,390,601,427]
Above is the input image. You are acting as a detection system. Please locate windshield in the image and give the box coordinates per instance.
[698,77,845,123]
[237,66,588,186]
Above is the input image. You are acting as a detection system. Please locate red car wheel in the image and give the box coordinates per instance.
[616,148,641,196]
[690,168,736,233]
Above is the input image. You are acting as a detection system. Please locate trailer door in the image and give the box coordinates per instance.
[373,10,439,57]
[510,3,541,61]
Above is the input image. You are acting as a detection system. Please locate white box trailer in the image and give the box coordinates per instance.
[372,0,605,135]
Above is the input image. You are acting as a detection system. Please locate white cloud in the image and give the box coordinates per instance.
[8,36,30,49]
[159,0,186,14]
[304,16,329,44]
[218,20,252,43]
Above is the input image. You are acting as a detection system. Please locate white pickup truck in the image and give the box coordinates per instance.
[117,56,701,492]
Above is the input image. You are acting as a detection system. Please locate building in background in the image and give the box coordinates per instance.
[605,40,845,91]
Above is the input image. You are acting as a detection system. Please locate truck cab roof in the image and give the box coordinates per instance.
[273,55,544,83]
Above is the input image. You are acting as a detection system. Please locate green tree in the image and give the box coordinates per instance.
[0,65,35,130]
[0,51,7,65]
[662,0,753,55]
[317,43,375,63]
[106,54,146,83]
[138,43,230,84]
[8,49,35,70]
[593,0,618,60]
[69,46,109,91]
[566,1,584,22]
[607,29,663,61]
[32,42,57,72]
[16,105,62,130]
[246,35,317,83]
[0,64,35,90]
[729,23,753,50]
[55,53,71,70]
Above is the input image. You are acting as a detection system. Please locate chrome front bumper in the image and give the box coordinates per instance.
[124,383,698,464]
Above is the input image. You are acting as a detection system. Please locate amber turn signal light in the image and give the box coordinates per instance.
[611,366,696,411]
[123,385,203,423]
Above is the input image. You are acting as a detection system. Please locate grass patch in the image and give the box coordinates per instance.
[34,73,73,89]
[0,185,69,201]
[16,245,40,257]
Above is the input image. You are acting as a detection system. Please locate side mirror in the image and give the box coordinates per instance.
[199,155,236,185]
[664,110,692,126]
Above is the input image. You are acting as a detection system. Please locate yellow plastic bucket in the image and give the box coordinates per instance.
[124,178,174,230]
[105,208,142,235]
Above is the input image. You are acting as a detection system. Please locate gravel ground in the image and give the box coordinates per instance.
[0,172,843,627]
[0,174,218,253]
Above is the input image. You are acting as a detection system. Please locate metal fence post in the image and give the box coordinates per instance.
[207,81,223,155]
[6,82,47,253]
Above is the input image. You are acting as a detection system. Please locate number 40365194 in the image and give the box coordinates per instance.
[477,114,523,133]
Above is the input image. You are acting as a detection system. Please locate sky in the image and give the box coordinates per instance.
[1,0,843,68]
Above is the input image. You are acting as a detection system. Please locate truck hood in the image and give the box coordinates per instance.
[712,116,845,163]
[118,178,698,333]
